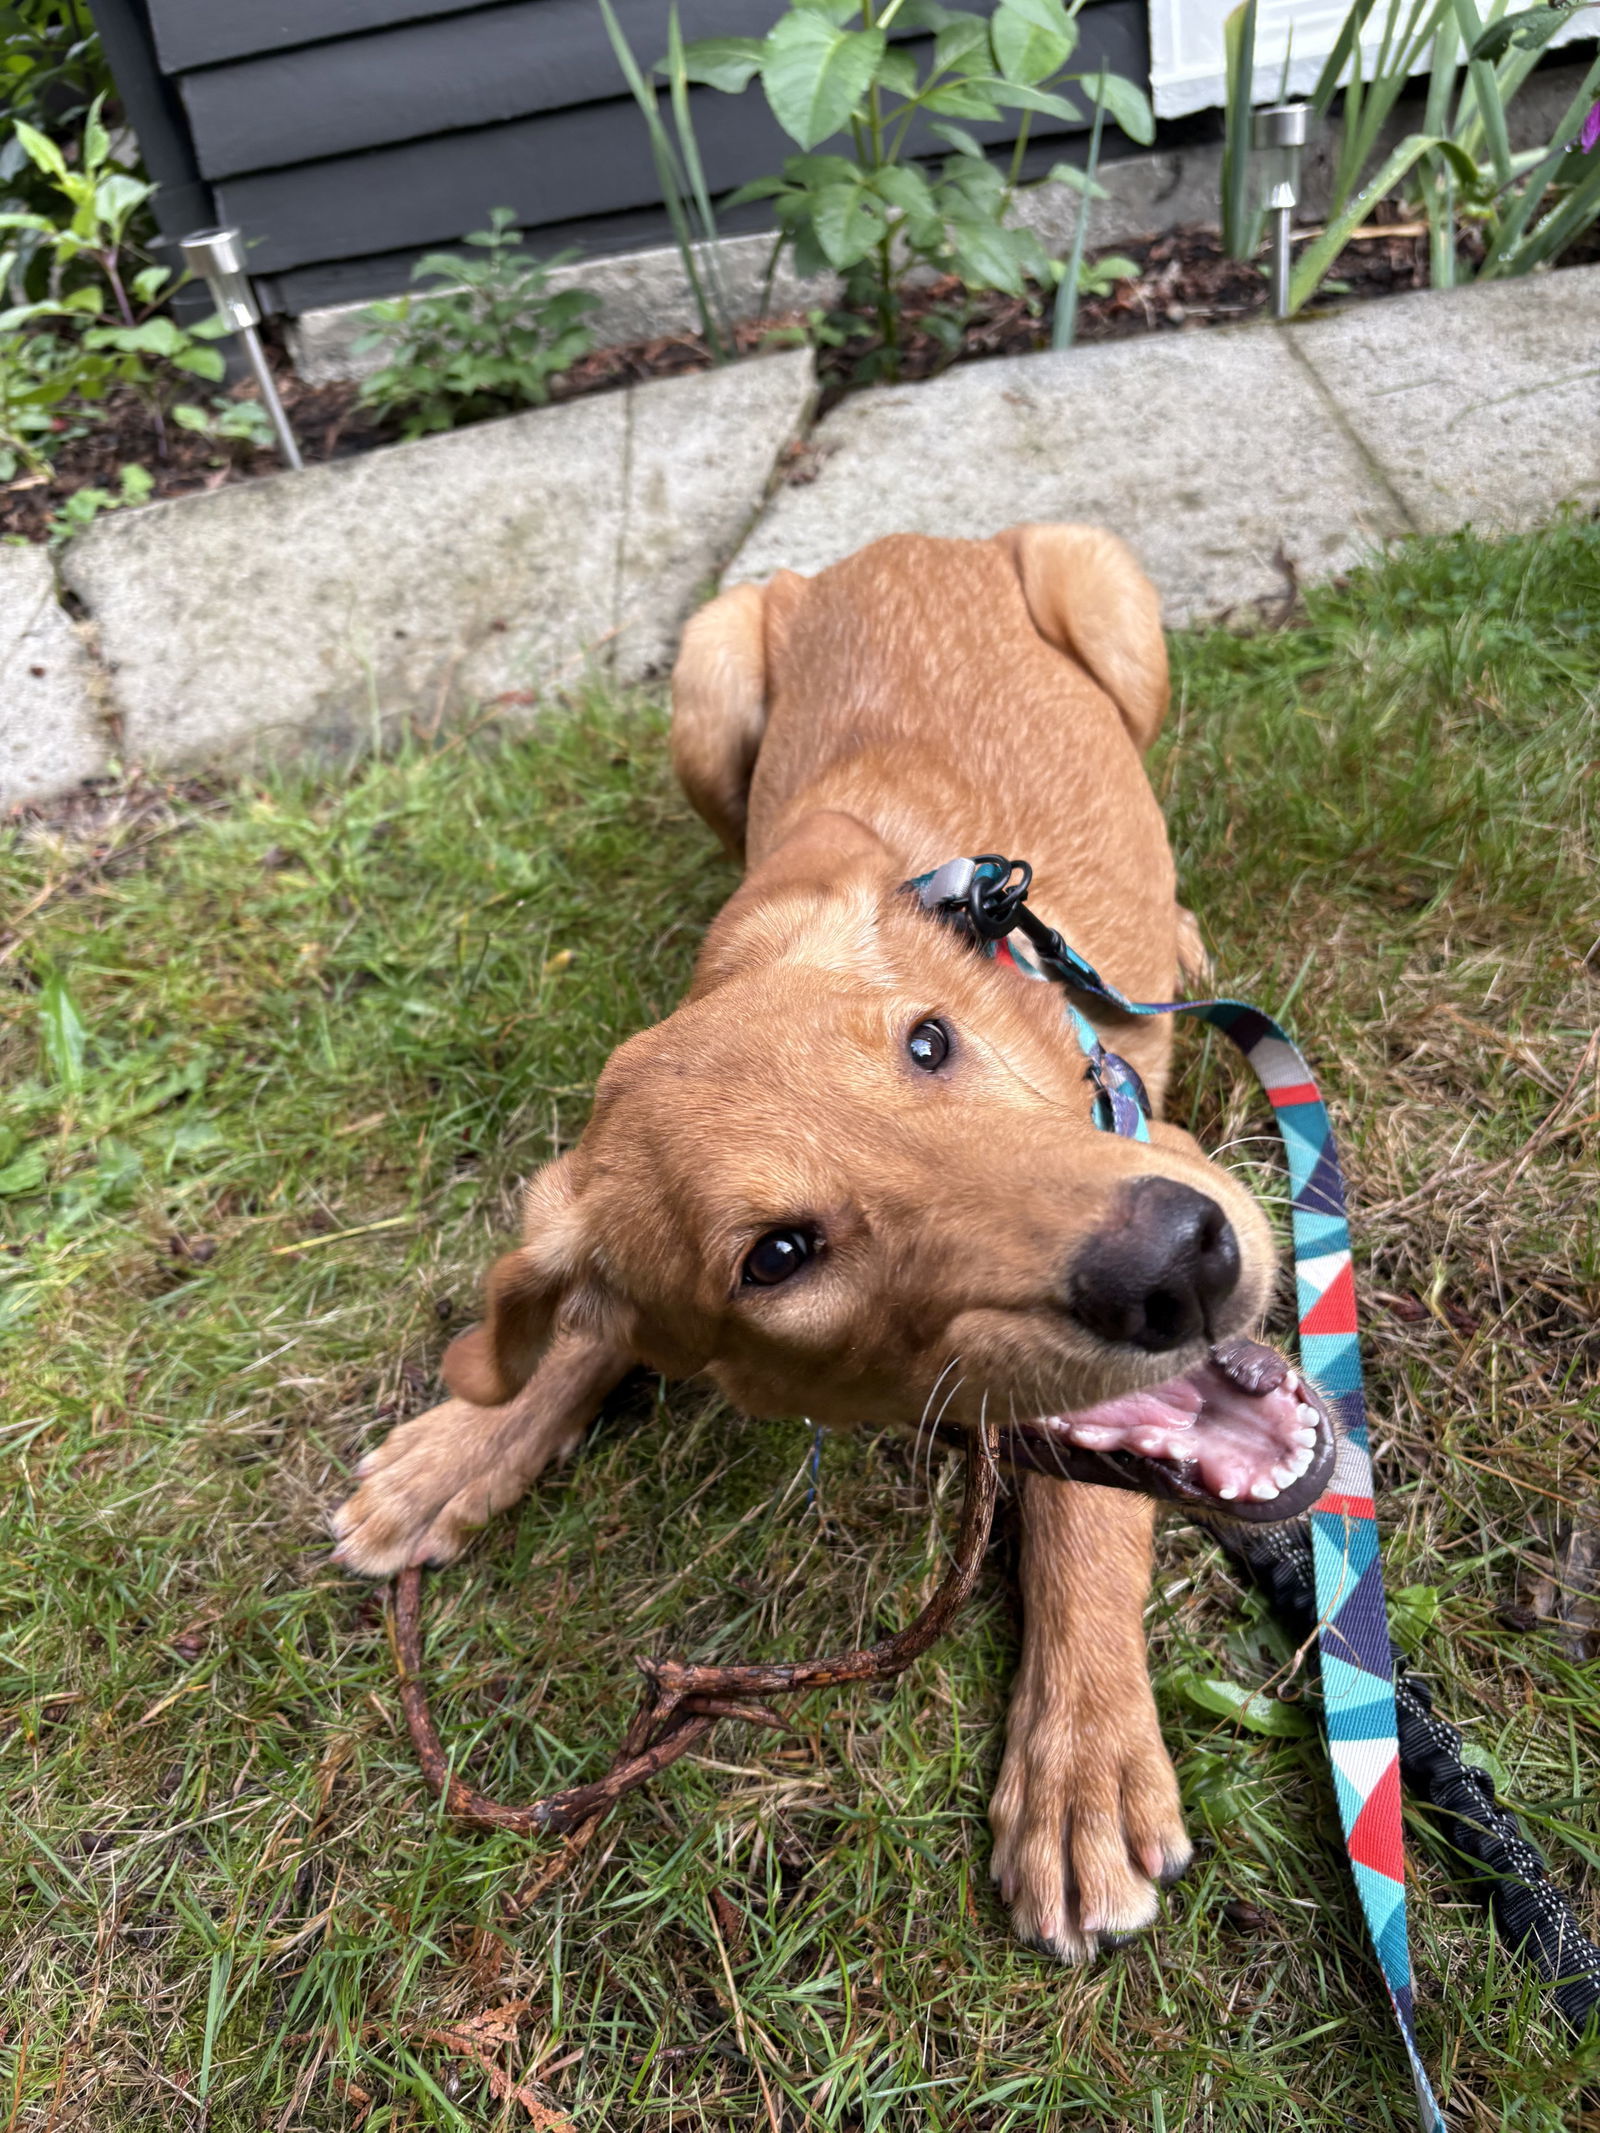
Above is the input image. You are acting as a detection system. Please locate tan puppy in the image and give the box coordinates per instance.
[335,527,1317,1961]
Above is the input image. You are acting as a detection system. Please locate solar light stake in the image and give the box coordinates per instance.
[178,227,303,471]
[1252,103,1310,320]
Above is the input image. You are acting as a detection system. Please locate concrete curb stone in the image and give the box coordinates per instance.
[0,545,108,809]
[58,347,813,779]
[728,324,1407,622]
[1287,265,1600,534]
[617,350,816,675]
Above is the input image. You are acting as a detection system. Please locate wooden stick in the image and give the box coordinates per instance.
[390,1425,999,1839]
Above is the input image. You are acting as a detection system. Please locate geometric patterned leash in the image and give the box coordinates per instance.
[913,858,1448,2131]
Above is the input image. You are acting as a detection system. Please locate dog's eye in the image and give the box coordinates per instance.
[742,1228,815,1287]
[907,1019,951,1072]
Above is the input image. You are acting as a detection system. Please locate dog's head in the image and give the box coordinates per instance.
[447,532,1327,1519]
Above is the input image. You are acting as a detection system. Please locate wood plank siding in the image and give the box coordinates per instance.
[89,0,1151,318]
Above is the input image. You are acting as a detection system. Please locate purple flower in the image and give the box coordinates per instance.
[1583,100,1600,155]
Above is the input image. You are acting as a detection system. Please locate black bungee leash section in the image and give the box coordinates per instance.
[1207,1515,1600,2036]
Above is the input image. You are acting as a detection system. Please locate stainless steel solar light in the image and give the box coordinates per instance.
[1252,103,1310,320]
[179,226,303,471]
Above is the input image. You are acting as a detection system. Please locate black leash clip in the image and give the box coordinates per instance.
[965,855,1034,941]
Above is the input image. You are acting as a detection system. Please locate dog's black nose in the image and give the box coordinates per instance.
[1068,1178,1240,1352]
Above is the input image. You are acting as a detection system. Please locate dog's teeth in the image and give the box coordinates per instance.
[1249,1478,1280,1501]
[1296,1402,1320,1428]
[1217,1483,1239,1500]
[1293,1424,1319,1448]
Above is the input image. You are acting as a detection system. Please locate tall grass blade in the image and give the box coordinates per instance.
[1424,12,1461,284]
[1479,46,1600,270]
[1221,0,1260,261]
[1453,0,1514,184]
[599,0,728,357]
[666,7,736,344]
[39,972,85,1092]
[1504,139,1600,268]
[1288,132,1477,309]
[1053,73,1108,347]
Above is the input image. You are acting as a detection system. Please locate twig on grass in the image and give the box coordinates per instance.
[389,1425,999,1839]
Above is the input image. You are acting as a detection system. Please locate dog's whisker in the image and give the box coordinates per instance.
[913,1358,966,1498]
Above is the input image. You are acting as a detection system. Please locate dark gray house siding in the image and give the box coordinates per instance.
[89,0,1153,318]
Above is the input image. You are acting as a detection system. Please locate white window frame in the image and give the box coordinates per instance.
[1147,0,1595,120]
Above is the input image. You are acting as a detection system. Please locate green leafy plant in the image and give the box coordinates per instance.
[172,395,277,455]
[42,459,151,542]
[664,0,1152,379]
[0,97,226,474]
[1222,0,1600,314]
[354,209,600,439]
[0,0,114,246]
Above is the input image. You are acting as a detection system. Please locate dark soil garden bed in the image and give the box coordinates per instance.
[6,217,1597,546]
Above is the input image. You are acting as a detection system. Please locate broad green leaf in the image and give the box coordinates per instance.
[762,14,886,148]
[995,0,1080,31]
[940,151,1005,211]
[1043,158,1110,199]
[722,173,797,207]
[14,120,67,180]
[982,78,1082,120]
[1389,1584,1441,1653]
[119,464,154,504]
[40,973,86,1092]
[992,0,1074,85]
[84,92,110,171]
[876,45,920,96]
[946,213,1030,292]
[934,13,991,70]
[929,118,987,156]
[921,76,1003,117]
[1175,1673,1313,1737]
[94,171,155,238]
[1470,1,1589,61]
[1082,68,1155,145]
[674,34,765,90]
[0,1147,48,1197]
[85,317,184,356]
[809,178,883,266]
[874,162,937,218]
[173,345,227,381]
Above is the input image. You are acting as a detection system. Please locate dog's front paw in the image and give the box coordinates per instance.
[988,1686,1191,1963]
[330,1395,580,1577]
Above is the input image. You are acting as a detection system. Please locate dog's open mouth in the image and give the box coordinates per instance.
[932,1337,1337,1524]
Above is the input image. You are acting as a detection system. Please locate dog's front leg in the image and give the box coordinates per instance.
[331,1330,632,1577]
[989,1477,1192,1961]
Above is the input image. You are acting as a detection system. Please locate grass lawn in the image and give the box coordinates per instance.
[2,519,1598,2133]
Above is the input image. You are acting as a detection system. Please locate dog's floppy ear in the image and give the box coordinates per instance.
[672,580,769,862]
[441,1156,608,1406]
[671,572,808,861]
[993,523,1169,754]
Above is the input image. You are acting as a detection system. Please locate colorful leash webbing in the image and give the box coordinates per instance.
[913,858,1447,2133]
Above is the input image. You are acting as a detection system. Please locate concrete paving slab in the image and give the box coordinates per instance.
[729,324,1407,622]
[1288,265,1600,534]
[0,546,108,810]
[61,350,813,775]
[617,347,814,675]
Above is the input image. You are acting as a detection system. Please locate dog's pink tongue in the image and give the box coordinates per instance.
[1044,1360,1321,1505]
